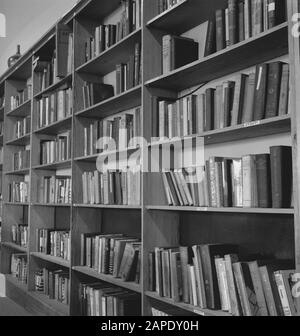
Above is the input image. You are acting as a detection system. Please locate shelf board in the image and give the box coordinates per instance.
[5,168,30,176]
[74,204,142,210]
[32,203,71,208]
[34,116,72,135]
[76,85,142,119]
[6,133,31,146]
[74,147,140,163]
[145,23,288,91]
[5,274,28,292]
[76,29,142,76]
[30,252,70,268]
[5,202,29,206]
[73,266,141,293]
[149,115,291,147]
[33,159,72,170]
[7,100,31,117]
[145,291,231,317]
[34,74,73,99]
[1,242,28,253]
[146,206,294,215]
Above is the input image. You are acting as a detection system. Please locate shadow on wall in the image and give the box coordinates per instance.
[0,274,5,297]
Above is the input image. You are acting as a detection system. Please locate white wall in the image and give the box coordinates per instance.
[0,0,78,76]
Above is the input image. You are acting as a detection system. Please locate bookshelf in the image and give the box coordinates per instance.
[0,0,298,317]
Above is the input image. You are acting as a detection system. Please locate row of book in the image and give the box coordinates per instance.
[35,268,70,305]
[36,229,71,261]
[162,34,199,74]
[83,107,141,157]
[82,83,114,110]
[79,283,140,316]
[9,181,29,203]
[156,0,184,15]
[10,80,32,111]
[82,168,141,206]
[34,55,57,93]
[81,233,141,284]
[154,61,289,138]
[11,253,28,284]
[149,244,299,316]
[14,116,31,139]
[205,0,287,56]
[36,87,73,130]
[84,0,141,62]
[13,149,30,171]
[40,132,71,165]
[12,224,28,248]
[161,146,292,209]
[37,176,71,205]
[116,42,141,94]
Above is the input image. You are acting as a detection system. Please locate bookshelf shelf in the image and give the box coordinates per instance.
[33,73,73,99]
[32,203,71,208]
[74,147,139,163]
[75,85,142,119]
[76,28,142,76]
[73,266,141,293]
[30,291,69,316]
[32,160,72,171]
[145,23,288,91]
[7,99,31,117]
[4,202,29,207]
[34,116,73,135]
[5,168,30,176]
[74,204,142,210]
[5,274,69,316]
[30,252,70,268]
[149,115,291,147]
[145,291,231,317]
[146,206,295,215]
[6,133,31,146]
[1,242,28,253]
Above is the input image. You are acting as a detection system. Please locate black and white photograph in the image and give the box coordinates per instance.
[0,0,299,321]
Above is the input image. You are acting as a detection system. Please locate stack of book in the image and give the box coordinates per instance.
[36,87,73,129]
[37,176,71,205]
[83,107,141,156]
[149,244,298,316]
[40,131,71,165]
[10,80,32,110]
[84,0,142,62]
[81,233,141,283]
[79,283,141,316]
[36,229,70,261]
[9,181,29,203]
[12,224,28,247]
[153,61,290,138]
[14,116,31,139]
[205,0,287,56]
[11,253,28,284]
[162,35,199,74]
[35,268,70,305]
[82,82,114,109]
[116,42,141,94]
[161,146,292,209]
[13,149,30,171]
[157,0,185,14]
[34,55,57,93]
[82,168,141,206]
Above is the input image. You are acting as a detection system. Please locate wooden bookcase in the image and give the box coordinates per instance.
[0,0,299,316]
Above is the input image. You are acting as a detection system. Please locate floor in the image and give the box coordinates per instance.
[0,298,32,316]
